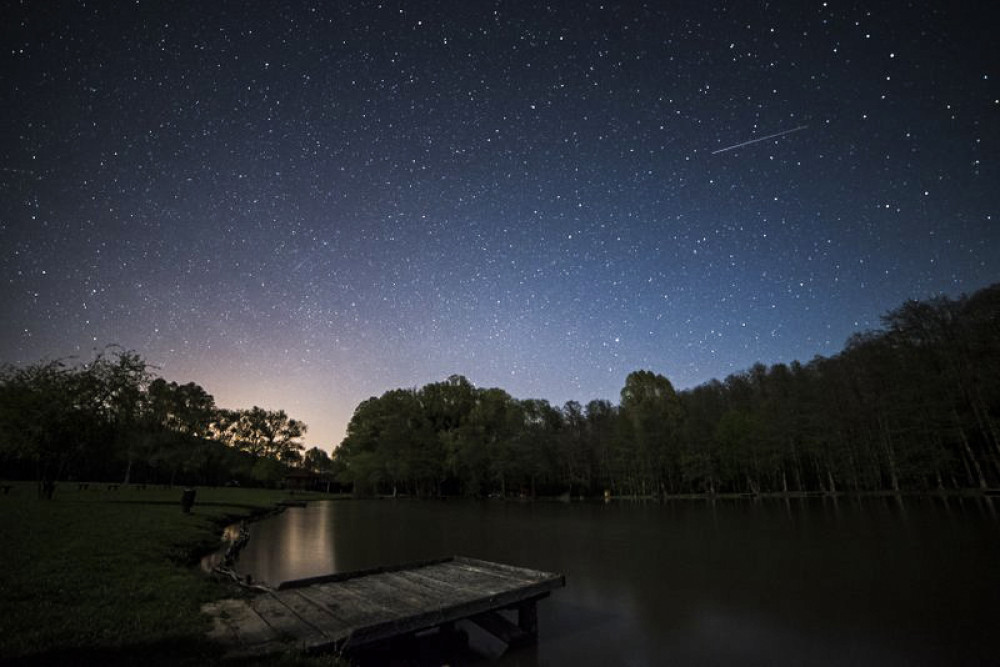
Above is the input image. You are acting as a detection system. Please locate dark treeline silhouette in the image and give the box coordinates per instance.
[0,347,320,495]
[336,284,1000,497]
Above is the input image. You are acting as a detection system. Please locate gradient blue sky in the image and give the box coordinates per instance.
[2,1,997,451]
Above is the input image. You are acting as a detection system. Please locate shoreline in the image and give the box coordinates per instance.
[353,487,999,503]
[0,483,346,665]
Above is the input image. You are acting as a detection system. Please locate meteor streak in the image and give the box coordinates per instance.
[711,125,808,154]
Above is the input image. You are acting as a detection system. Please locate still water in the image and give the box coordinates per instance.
[234,497,999,666]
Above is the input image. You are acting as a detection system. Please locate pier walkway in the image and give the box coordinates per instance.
[203,556,565,658]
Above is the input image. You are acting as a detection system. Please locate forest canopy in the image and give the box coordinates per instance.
[0,348,315,492]
[335,283,1000,497]
[2,284,997,497]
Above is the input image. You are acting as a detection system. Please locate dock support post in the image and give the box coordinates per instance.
[516,600,538,641]
[438,621,458,643]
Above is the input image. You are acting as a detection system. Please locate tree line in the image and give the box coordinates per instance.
[335,283,1000,497]
[0,348,331,494]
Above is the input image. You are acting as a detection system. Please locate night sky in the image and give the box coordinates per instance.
[2,1,997,452]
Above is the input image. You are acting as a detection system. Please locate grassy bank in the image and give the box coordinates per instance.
[0,482,342,665]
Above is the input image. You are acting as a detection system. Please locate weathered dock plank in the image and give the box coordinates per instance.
[203,597,281,652]
[301,582,392,627]
[379,571,464,607]
[408,562,515,595]
[273,590,345,639]
[250,594,329,649]
[202,556,564,658]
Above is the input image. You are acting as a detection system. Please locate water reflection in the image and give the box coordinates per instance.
[236,502,336,585]
[234,497,1000,666]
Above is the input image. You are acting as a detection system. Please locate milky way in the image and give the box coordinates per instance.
[2,2,997,450]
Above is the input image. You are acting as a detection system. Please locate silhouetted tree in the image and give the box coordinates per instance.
[327,284,1000,497]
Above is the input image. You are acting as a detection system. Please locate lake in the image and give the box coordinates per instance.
[232,496,999,666]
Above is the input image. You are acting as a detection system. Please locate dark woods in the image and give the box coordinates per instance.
[337,284,1000,497]
[2,285,997,497]
[0,348,317,493]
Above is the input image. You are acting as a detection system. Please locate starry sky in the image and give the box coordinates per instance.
[2,1,997,452]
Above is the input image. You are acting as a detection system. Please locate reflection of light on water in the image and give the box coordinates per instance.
[281,501,336,581]
[237,502,337,585]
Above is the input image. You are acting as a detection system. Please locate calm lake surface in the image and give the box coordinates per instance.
[234,497,1000,666]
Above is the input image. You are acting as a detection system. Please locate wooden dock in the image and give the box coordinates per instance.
[202,556,565,658]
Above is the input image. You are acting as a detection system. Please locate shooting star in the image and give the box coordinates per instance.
[711,125,808,154]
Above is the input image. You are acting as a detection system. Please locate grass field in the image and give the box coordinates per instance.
[0,482,344,665]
